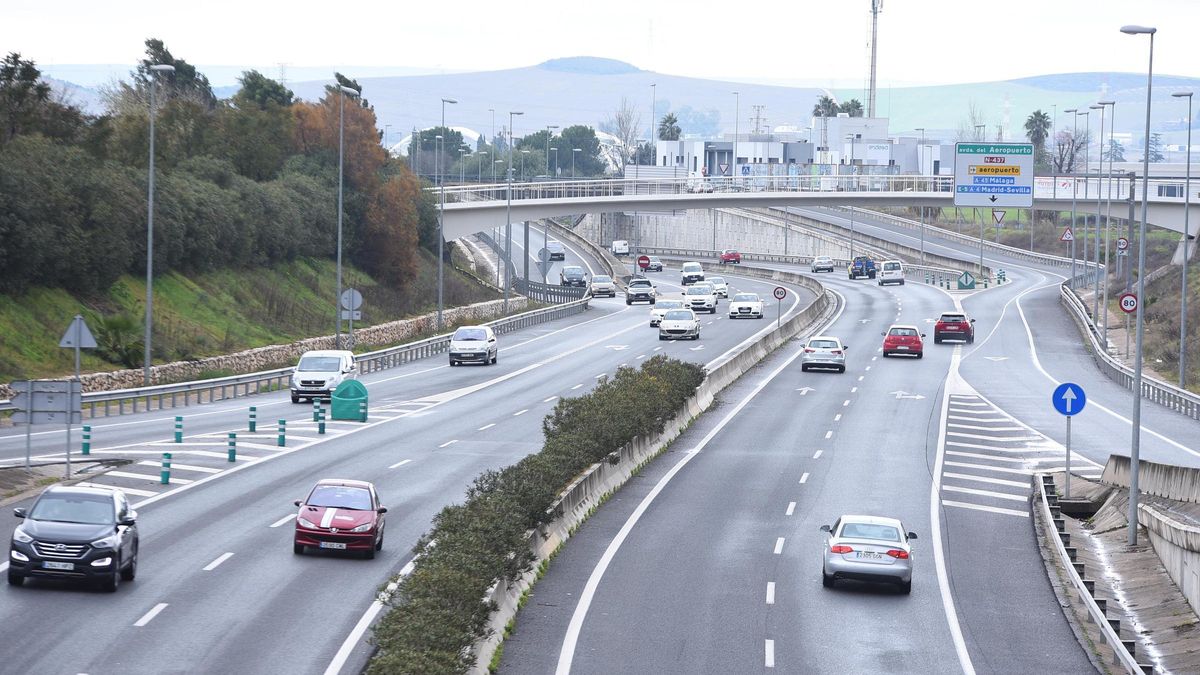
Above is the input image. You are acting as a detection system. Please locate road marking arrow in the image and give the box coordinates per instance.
[605,345,629,351]
[984,356,1009,362]
[889,390,926,400]
[795,387,815,395]
[859,319,872,324]
[689,345,705,351]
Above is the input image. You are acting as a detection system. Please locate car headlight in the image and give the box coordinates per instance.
[12,528,32,544]
[297,516,320,529]
[91,534,119,549]
[349,522,373,533]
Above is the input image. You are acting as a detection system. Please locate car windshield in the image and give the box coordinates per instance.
[592,275,612,283]
[307,485,373,510]
[809,339,839,349]
[453,328,487,341]
[29,493,114,525]
[649,257,661,263]
[630,279,652,288]
[840,523,901,542]
[709,277,725,284]
[733,294,759,302]
[563,267,583,276]
[889,327,918,337]
[298,356,342,371]
[656,301,684,310]
[686,286,710,295]
[664,310,693,321]
[682,263,702,272]
[940,314,966,322]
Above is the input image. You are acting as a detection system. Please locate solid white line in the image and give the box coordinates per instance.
[946,450,1043,464]
[948,400,989,407]
[75,481,158,498]
[438,440,458,448]
[800,472,810,484]
[948,415,1010,422]
[812,450,823,459]
[136,460,220,474]
[765,639,775,668]
[947,423,1027,432]
[544,396,559,403]
[269,514,295,528]
[944,461,1035,475]
[942,472,1029,488]
[773,537,785,554]
[824,430,832,439]
[571,384,584,390]
[203,552,234,571]
[133,603,169,627]
[942,485,1027,502]
[945,441,1059,454]
[947,431,1042,442]
[942,500,1029,518]
[786,502,796,516]
[108,470,192,484]
[388,459,412,469]
[477,423,495,431]
[513,409,528,416]
[323,559,416,675]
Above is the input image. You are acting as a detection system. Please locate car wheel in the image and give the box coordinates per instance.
[625,300,632,305]
[899,280,905,286]
[293,542,304,555]
[658,335,666,341]
[822,569,835,588]
[491,352,498,365]
[449,360,457,366]
[121,544,138,581]
[376,532,384,551]
[900,580,912,594]
[934,337,941,344]
[968,335,975,344]
[291,395,300,404]
[882,352,889,358]
[838,366,846,373]
[801,365,808,372]
[101,557,121,592]
[365,544,376,560]
[7,571,24,587]
[917,352,924,359]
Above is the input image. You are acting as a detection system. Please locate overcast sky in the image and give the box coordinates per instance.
[7,0,1198,87]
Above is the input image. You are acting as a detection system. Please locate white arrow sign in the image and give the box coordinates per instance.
[1061,387,1077,414]
[889,390,926,400]
[605,345,630,351]
[689,345,705,351]
[984,356,1009,362]
[859,319,872,324]
[796,387,815,395]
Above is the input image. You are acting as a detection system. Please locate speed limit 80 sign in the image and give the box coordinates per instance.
[1119,292,1138,314]
[773,287,787,300]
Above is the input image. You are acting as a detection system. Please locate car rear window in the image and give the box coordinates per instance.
[840,523,900,541]
[563,266,583,275]
[307,486,372,510]
[889,327,918,337]
[940,314,966,322]
[883,262,902,271]
[708,277,725,284]
[657,301,684,309]
[592,275,611,283]
[809,340,839,349]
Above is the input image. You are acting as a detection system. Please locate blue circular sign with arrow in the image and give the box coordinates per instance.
[1052,382,1086,417]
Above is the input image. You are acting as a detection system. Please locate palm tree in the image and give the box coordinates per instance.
[657,113,681,141]
[1024,109,1052,165]
[811,95,839,118]
[838,99,864,117]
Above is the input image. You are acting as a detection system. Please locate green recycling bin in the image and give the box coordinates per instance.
[330,380,368,421]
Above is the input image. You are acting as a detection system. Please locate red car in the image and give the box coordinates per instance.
[881,324,925,358]
[934,312,976,344]
[719,249,742,264]
[294,479,387,558]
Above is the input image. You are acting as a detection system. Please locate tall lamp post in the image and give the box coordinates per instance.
[143,63,175,384]
[572,147,581,178]
[505,111,524,309]
[489,108,496,183]
[1090,103,1106,322]
[1099,100,1117,346]
[916,127,927,264]
[435,98,456,332]
[335,84,360,350]
[544,125,559,175]
[477,151,488,182]
[847,134,857,258]
[1121,23,1156,547]
[1174,91,1194,387]
[1077,109,1092,288]
[551,147,558,177]
[732,91,740,182]
[1065,108,1079,287]
[460,148,468,183]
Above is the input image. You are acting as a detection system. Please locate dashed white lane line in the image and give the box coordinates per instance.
[857,376,864,382]
[594,373,606,379]
[850,387,858,393]
[203,552,234,571]
[842,400,849,407]
[513,409,529,417]
[134,603,169,627]
[786,501,796,516]
[571,384,584,390]
[766,582,776,604]
[812,451,823,459]
[636,354,647,359]
[653,347,663,351]
[438,440,458,448]
[871,356,878,361]
[543,396,559,403]
[942,485,1026,502]
[834,414,842,422]
[800,472,810,484]
[477,423,495,431]
[765,639,776,668]
[865,366,872,371]
[270,514,295,528]
[388,459,412,469]
[824,430,832,439]
[773,538,785,554]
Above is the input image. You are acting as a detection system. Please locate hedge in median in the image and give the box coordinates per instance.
[368,355,705,674]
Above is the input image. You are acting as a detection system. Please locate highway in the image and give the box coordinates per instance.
[0,233,816,674]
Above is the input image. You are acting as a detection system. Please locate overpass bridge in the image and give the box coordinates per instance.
[438,174,1199,241]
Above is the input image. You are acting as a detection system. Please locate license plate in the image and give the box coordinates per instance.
[319,542,347,550]
[43,561,74,570]
[897,346,910,350]
[855,551,882,560]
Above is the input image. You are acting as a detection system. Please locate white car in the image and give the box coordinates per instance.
[625,277,657,305]
[449,325,498,366]
[589,274,616,297]
[680,261,705,285]
[821,515,917,594]
[650,299,686,327]
[811,256,835,273]
[685,284,718,314]
[291,350,356,403]
[659,308,701,340]
[728,293,764,319]
[707,276,729,298]
[801,335,847,373]
[878,260,905,286]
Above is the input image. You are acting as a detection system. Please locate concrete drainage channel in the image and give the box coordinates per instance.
[467,265,836,672]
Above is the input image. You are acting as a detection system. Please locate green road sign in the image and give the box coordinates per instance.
[957,271,976,290]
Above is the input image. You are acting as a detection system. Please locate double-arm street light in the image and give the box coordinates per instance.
[1078,109,1092,286]
[572,147,581,178]
[1098,100,1117,347]
[1065,107,1079,287]
[544,125,559,175]
[1121,23,1156,547]
[1174,90,1194,387]
[335,84,360,350]
[505,111,524,310]
[436,98,457,332]
[477,151,488,183]
[550,147,558,177]
[143,63,175,384]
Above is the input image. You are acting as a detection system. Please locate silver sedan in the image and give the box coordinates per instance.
[800,336,847,373]
[820,515,917,593]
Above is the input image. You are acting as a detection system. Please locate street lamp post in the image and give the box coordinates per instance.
[335,84,360,350]
[1174,91,1194,387]
[505,111,524,310]
[551,147,558,177]
[732,91,740,182]
[489,108,496,183]
[460,148,468,183]
[572,147,581,178]
[847,134,857,258]
[916,127,926,264]
[436,98,457,333]
[520,149,530,181]
[477,151,487,183]
[1099,100,1117,346]
[494,159,504,285]
[544,125,559,175]
[1078,110,1092,289]
[1121,23,1157,547]
[1091,104,1106,323]
[1065,108,1079,288]
[143,63,175,384]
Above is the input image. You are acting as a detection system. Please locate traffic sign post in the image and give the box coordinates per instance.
[340,289,362,348]
[637,255,650,272]
[1119,292,1138,314]
[1052,383,1087,498]
[957,270,976,290]
[11,379,83,475]
[953,143,1034,208]
[773,286,787,328]
[1060,227,1074,242]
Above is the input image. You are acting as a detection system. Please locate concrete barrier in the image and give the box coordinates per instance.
[468,265,835,672]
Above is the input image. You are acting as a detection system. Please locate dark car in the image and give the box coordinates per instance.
[9,485,139,591]
[848,256,877,279]
[934,312,976,343]
[560,265,588,287]
[294,479,387,559]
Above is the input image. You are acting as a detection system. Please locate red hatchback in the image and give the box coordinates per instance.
[719,249,742,264]
[882,325,925,358]
[934,312,975,344]
[294,479,387,558]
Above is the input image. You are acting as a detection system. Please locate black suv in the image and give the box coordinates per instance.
[560,265,587,287]
[9,485,139,591]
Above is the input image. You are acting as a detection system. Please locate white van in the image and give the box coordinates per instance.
[878,260,905,286]
[610,240,630,256]
[291,350,357,403]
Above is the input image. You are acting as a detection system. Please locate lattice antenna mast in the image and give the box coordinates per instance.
[867,0,883,118]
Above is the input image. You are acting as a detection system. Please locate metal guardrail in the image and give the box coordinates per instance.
[1060,283,1200,420]
[1,298,590,421]
[1034,477,1145,674]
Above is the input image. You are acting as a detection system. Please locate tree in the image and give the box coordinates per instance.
[0,52,50,143]
[956,101,987,142]
[233,70,294,109]
[1024,109,1052,167]
[634,142,654,165]
[357,172,420,286]
[1103,139,1126,163]
[811,95,839,118]
[1051,129,1089,173]
[838,99,864,117]
[557,125,603,176]
[657,113,681,141]
[600,97,641,174]
[1145,133,1165,162]
[133,38,215,108]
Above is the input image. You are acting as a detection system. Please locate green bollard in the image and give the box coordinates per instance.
[312,399,320,422]
[161,452,172,484]
[249,406,257,433]
[174,416,183,443]
[278,419,287,447]
[318,408,326,435]
[228,432,237,462]
[82,425,91,455]
[359,400,367,422]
